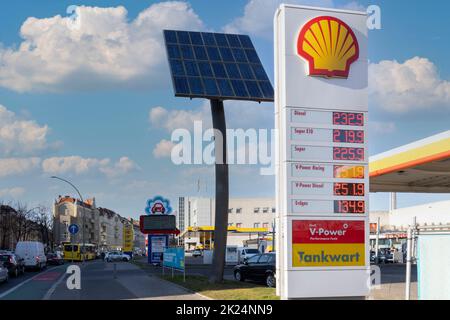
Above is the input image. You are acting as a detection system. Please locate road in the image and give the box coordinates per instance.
[0,260,205,300]
[0,258,417,300]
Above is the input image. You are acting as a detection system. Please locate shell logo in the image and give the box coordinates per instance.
[297,16,359,78]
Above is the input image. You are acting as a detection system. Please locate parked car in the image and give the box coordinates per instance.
[0,263,9,283]
[46,252,64,265]
[192,249,203,257]
[237,247,260,263]
[234,253,276,287]
[0,252,25,277]
[15,241,47,270]
[104,251,131,262]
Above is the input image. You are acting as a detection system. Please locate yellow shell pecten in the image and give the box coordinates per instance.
[297,16,359,78]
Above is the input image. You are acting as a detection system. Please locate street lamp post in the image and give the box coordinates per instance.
[50,176,86,264]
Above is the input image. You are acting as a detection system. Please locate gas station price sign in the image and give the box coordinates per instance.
[333,129,364,143]
[275,6,369,299]
[332,112,364,126]
[334,165,365,179]
[334,200,365,214]
[333,147,365,161]
[334,182,365,196]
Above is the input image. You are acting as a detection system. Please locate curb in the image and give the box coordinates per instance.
[155,275,213,300]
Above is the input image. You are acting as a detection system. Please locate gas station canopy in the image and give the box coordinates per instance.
[370,131,450,193]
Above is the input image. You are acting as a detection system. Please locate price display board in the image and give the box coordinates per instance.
[275,5,369,299]
[139,215,177,234]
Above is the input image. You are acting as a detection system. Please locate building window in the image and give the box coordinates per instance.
[236,208,242,214]
[236,223,242,228]
[263,223,269,229]
[253,207,260,213]
[272,208,276,213]
[254,223,260,228]
[263,207,269,213]
[228,208,233,214]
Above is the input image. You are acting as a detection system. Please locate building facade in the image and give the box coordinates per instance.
[369,200,450,231]
[53,196,145,253]
[178,197,276,249]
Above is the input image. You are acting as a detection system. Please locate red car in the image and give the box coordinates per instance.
[151,203,165,214]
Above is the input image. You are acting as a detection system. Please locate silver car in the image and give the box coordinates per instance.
[0,263,9,283]
[104,251,131,262]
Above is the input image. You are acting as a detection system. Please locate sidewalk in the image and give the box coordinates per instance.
[49,260,206,300]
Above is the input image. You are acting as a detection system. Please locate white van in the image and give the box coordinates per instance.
[15,241,47,270]
[237,247,260,264]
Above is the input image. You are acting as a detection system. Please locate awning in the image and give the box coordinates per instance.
[369,131,450,193]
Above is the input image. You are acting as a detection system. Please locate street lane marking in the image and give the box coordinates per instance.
[42,270,68,300]
[34,272,61,281]
[0,266,59,299]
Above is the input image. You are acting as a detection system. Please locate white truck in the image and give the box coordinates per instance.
[15,241,47,270]
[237,247,260,264]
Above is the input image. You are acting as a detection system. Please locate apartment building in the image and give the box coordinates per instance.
[53,195,145,252]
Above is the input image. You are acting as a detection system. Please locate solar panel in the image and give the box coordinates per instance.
[163,30,274,102]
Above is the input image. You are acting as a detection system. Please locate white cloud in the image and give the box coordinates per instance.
[42,156,138,177]
[224,0,350,38]
[0,104,54,156]
[0,187,26,198]
[100,156,140,178]
[369,57,450,113]
[149,100,273,133]
[149,105,209,131]
[0,2,204,92]
[153,139,176,158]
[0,157,41,177]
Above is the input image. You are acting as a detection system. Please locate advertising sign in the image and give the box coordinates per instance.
[148,234,168,264]
[275,4,369,299]
[123,224,134,253]
[145,196,172,215]
[163,247,185,270]
[291,220,365,267]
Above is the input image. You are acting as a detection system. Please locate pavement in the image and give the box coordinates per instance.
[368,264,418,300]
[0,260,206,300]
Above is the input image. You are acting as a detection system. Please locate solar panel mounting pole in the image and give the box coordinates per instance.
[209,99,229,283]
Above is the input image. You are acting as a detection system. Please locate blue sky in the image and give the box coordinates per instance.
[0,0,449,218]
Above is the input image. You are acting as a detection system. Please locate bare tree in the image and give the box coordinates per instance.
[1,202,54,250]
[32,205,54,249]
[11,202,34,244]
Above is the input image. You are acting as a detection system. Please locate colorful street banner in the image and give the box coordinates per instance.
[163,247,185,270]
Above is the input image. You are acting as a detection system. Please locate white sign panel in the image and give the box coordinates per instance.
[275,4,369,299]
[417,233,450,300]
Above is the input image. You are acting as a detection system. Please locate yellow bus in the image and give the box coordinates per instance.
[63,243,97,261]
